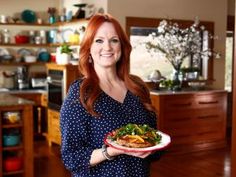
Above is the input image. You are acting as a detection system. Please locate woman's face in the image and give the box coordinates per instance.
[90,22,121,70]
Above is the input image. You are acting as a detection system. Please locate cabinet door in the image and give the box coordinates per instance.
[48,109,61,145]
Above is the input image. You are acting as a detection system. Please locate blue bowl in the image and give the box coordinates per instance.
[3,135,20,147]
[21,9,36,23]
[38,52,50,62]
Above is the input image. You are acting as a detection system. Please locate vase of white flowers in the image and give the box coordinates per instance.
[145,18,216,91]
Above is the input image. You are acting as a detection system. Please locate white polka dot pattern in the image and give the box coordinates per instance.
[60,80,158,177]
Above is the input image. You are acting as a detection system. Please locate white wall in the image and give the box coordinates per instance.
[107,0,228,89]
[228,0,235,16]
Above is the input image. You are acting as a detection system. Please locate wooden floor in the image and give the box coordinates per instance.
[34,139,231,177]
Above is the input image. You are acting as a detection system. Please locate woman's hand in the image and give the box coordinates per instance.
[107,146,152,159]
[123,151,152,158]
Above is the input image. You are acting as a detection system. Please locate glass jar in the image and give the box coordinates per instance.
[29,30,35,44]
[3,29,10,44]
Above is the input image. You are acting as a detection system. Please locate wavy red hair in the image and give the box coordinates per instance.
[79,13,155,116]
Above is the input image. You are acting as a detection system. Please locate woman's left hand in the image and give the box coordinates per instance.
[107,147,152,159]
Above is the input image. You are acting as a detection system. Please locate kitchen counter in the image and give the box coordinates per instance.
[0,88,47,94]
[150,89,228,96]
[0,93,34,106]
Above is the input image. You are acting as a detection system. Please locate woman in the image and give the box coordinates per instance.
[60,13,159,177]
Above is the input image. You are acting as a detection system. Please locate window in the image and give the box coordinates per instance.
[225,31,233,92]
[126,17,214,81]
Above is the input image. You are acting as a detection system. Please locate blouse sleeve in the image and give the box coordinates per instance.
[60,80,94,175]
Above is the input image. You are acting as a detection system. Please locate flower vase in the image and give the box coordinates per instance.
[171,70,182,91]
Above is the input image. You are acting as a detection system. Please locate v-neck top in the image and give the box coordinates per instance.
[60,79,158,177]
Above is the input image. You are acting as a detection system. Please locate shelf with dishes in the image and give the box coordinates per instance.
[0,61,48,66]
[0,42,80,48]
[0,18,88,27]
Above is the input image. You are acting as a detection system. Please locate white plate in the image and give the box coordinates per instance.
[0,48,9,56]
[61,28,74,43]
[104,131,171,152]
[17,48,32,57]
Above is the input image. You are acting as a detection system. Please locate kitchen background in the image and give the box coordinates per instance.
[0,0,235,177]
[0,0,233,89]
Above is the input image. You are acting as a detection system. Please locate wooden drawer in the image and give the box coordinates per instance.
[151,91,227,152]
[163,95,194,111]
[195,93,226,109]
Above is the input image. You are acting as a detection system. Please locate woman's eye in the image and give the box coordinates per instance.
[95,39,103,43]
[110,39,120,43]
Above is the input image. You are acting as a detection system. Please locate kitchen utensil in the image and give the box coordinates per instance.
[38,51,50,62]
[2,71,16,89]
[21,9,36,23]
[3,157,22,172]
[3,111,21,124]
[0,15,8,23]
[17,48,32,60]
[61,28,74,43]
[16,66,29,89]
[15,35,29,44]
[24,55,37,63]
[73,3,87,19]
[31,78,47,88]
[1,55,14,63]
[3,134,20,146]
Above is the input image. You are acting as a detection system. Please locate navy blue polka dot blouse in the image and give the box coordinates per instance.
[60,79,158,177]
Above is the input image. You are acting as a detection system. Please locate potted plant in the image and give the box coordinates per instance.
[56,43,73,65]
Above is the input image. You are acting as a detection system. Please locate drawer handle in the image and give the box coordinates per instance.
[170,117,191,122]
[197,115,219,119]
[197,131,217,136]
[198,101,218,104]
[171,103,192,107]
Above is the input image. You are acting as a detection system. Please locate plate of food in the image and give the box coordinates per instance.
[104,123,171,152]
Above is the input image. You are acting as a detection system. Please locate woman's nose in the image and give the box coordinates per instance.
[103,40,112,50]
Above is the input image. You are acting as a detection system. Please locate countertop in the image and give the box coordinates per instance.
[0,93,34,106]
[150,89,228,96]
[0,88,47,94]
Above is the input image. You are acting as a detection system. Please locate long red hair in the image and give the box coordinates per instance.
[79,13,155,116]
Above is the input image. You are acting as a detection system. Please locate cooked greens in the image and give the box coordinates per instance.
[110,123,162,145]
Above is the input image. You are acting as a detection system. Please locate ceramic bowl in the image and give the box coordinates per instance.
[3,111,21,124]
[15,35,29,44]
[24,55,37,63]
[21,9,36,23]
[3,134,20,146]
[3,157,22,172]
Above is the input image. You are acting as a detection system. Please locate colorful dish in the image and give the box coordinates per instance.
[21,9,36,23]
[104,131,171,152]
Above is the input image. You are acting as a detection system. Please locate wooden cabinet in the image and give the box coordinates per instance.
[0,94,34,177]
[47,109,61,146]
[151,90,227,153]
[46,63,81,146]
[12,92,48,137]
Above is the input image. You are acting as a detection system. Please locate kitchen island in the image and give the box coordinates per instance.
[150,89,227,153]
[0,88,48,138]
[0,94,34,177]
